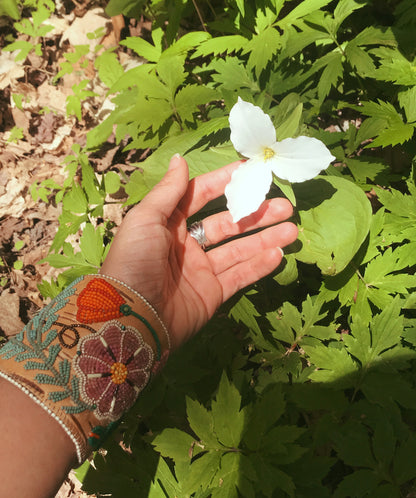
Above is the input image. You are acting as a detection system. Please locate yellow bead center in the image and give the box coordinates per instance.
[263,147,275,160]
[110,362,128,384]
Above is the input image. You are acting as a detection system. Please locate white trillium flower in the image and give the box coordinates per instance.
[225,97,336,223]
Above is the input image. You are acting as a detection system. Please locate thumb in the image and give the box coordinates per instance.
[138,154,189,220]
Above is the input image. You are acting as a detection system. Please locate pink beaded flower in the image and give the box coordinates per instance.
[73,321,153,421]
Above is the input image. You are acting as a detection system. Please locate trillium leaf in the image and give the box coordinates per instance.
[294,176,372,275]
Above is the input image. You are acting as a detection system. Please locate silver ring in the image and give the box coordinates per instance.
[188,221,208,249]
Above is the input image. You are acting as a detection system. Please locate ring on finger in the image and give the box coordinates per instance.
[188,221,208,249]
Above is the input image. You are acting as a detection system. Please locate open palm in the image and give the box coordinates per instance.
[101,155,298,349]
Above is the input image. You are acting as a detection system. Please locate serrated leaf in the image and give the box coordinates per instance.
[120,36,161,62]
[79,224,104,267]
[303,344,359,386]
[175,85,218,122]
[211,373,244,448]
[95,51,124,88]
[278,0,333,26]
[317,51,343,101]
[244,384,285,450]
[192,35,247,58]
[157,53,186,95]
[182,451,221,495]
[186,397,218,448]
[152,428,195,462]
[334,469,379,498]
[244,26,281,77]
[295,176,372,275]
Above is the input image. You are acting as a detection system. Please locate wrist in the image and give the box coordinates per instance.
[0,274,171,465]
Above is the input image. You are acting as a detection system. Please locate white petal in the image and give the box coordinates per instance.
[225,158,273,223]
[229,97,276,159]
[271,136,335,182]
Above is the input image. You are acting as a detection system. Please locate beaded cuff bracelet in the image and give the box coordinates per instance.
[0,274,170,464]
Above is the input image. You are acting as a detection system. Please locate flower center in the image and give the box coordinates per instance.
[263,147,275,160]
[110,362,128,384]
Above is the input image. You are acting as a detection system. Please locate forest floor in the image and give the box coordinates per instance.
[0,1,151,495]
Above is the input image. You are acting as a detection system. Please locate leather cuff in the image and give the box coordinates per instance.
[0,274,170,464]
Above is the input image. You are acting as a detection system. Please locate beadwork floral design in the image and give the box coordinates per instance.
[73,321,153,421]
[77,278,125,323]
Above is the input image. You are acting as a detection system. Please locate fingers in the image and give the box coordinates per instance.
[207,222,298,275]
[178,160,244,217]
[217,248,287,302]
[201,197,294,247]
[137,154,189,222]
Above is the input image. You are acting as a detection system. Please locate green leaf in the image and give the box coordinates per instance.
[62,185,88,213]
[211,373,244,448]
[229,294,271,350]
[186,397,218,447]
[334,469,379,498]
[278,0,333,26]
[121,36,161,62]
[175,85,218,123]
[103,171,120,195]
[0,0,19,19]
[243,384,285,450]
[79,224,104,267]
[4,39,33,61]
[95,50,124,88]
[105,0,146,18]
[157,53,186,96]
[295,176,372,275]
[303,344,359,386]
[152,428,195,462]
[192,35,247,58]
[244,26,281,77]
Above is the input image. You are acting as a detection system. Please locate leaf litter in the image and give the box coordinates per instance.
[0,2,150,495]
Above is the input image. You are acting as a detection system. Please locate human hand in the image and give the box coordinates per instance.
[100,154,298,349]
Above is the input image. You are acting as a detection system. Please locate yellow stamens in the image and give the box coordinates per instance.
[263,147,275,160]
[110,362,128,384]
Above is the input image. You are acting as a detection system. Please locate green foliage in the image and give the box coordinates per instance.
[10,0,416,495]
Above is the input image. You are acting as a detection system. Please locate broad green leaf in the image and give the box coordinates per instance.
[393,434,416,484]
[104,171,121,195]
[398,86,416,122]
[182,451,221,495]
[334,469,379,498]
[140,116,229,190]
[244,26,281,77]
[105,0,146,18]
[295,176,372,275]
[95,51,124,88]
[175,85,218,123]
[156,53,186,96]
[279,0,333,26]
[211,373,245,448]
[229,294,271,350]
[62,185,88,213]
[0,0,19,19]
[333,0,366,31]
[79,224,104,267]
[186,397,218,447]
[121,36,161,62]
[317,51,343,101]
[243,384,285,450]
[210,57,259,92]
[152,428,195,462]
[302,344,359,386]
[192,35,247,58]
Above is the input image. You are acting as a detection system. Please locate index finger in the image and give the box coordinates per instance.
[178,160,244,218]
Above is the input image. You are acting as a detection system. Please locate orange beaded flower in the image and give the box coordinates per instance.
[77,278,125,323]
